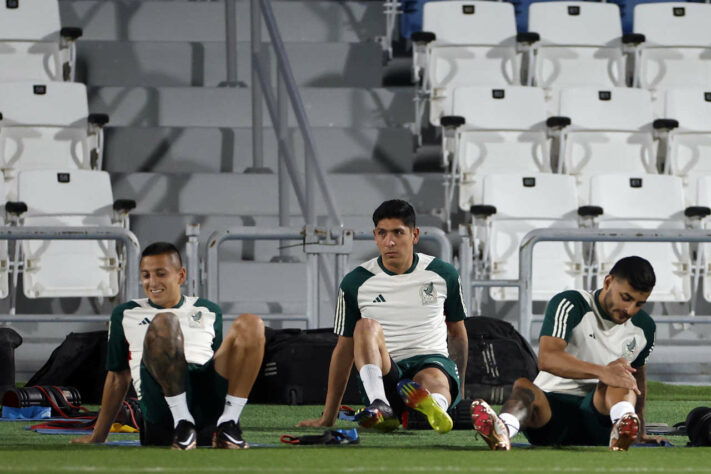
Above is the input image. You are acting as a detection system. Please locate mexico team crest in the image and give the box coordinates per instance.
[622,337,637,359]
[420,282,437,305]
[189,310,203,328]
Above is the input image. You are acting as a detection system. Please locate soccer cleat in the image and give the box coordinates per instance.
[470,399,511,451]
[213,420,249,449]
[354,399,399,432]
[609,412,640,452]
[397,379,453,434]
[171,420,197,450]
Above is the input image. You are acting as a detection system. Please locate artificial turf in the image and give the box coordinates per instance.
[0,383,709,473]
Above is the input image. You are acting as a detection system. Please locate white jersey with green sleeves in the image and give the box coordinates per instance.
[333,252,467,362]
[534,289,656,396]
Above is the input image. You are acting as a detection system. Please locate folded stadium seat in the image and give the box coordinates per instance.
[0,0,82,81]
[555,87,658,203]
[439,86,553,213]
[588,174,691,302]
[661,88,711,206]
[0,82,108,200]
[630,3,711,102]
[410,1,533,138]
[693,175,711,301]
[527,1,627,112]
[470,173,583,301]
[7,169,134,298]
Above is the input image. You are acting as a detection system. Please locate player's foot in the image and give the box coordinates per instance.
[471,399,511,451]
[397,379,453,434]
[213,420,249,449]
[171,420,197,450]
[354,399,399,432]
[609,412,640,452]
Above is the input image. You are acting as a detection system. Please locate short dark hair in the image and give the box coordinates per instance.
[141,242,183,267]
[372,199,416,229]
[609,256,656,292]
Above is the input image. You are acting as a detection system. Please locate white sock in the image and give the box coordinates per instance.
[431,392,449,412]
[359,364,389,405]
[499,412,520,438]
[216,395,248,426]
[610,401,636,424]
[164,393,195,428]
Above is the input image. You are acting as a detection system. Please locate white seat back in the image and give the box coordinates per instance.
[634,3,711,92]
[529,2,624,92]
[559,88,657,201]
[0,0,64,81]
[589,174,690,301]
[0,82,92,199]
[453,87,551,209]
[17,170,119,298]
[664,88,711,205]
[481,174,583,301]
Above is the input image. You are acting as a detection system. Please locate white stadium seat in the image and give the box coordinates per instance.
[557,87,658,202]
[442,86,552,211]
[632,3,711,95]
[0,82,108,200]
[0,0,81,81]
[12,170,124,298]
[663,88,711,206]
[589,174,690,302]
[472,173,583,301]
[528,1,625,109]
[411,1,523,131]
[694,175,711,301]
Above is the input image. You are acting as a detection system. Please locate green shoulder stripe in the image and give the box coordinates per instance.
[195,297,224,352]
[425,257,467,321]
[335,266,374,337]
[631,311,656,367]
[106,300,140,372]
[540,290,590,342]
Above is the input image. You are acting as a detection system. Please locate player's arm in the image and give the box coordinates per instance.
[446,320,468,395]
[538,336,639,394]
[71,369,131,444]
[297,336,354,427]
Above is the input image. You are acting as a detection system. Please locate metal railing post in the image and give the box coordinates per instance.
[459,236,473,315]
[277,70,292,259]
[249,0,266,172]
[185,223,200,297]
[224,0,238,86]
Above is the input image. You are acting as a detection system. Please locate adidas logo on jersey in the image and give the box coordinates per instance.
[138,317,151,326]
[373,294,386,303]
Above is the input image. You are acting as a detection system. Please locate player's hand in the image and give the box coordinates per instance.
[599,359,640,395]
[638,434,670,446]
[71,434,104,444]
[297,416,335,428]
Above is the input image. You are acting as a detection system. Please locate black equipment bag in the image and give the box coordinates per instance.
[0,328,22,396]
[251,327,362,405]
[26,331,109,404]
[464,316,538,404]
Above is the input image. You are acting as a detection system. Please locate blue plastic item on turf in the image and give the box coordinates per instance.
[2,405,51,419]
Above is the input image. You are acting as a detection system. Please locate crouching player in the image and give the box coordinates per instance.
[72,242,265,449]
[472,256,667,451]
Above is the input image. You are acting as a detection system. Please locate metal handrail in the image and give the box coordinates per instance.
[518,228,711,341]
[250,0,342,228]
[0,226,141,323]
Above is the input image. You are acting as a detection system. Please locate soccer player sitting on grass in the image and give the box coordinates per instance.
[472,256,667,451]
[72,242,265,450]
[298,199,469,433]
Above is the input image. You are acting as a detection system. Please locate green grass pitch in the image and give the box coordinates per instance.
[1,382,709,473]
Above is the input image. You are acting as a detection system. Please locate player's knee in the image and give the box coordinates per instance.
[145,312,181,345]
[354,317,382,336]
[232,313,265,345]
[513,377,534,390]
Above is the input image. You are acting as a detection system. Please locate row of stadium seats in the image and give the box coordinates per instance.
[441,85,711,211]
[0,0,81,82]
[413,1,711,133]
[470,172,711,303]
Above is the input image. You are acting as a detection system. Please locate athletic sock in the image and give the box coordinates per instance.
[431,392,449,412]
[216,395,248,426]
[359,364,389,405]
[164,393,195,428]
[610,401,636,424]
[499,412,520,438]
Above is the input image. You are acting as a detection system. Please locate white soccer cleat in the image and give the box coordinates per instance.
[471,399,511,451]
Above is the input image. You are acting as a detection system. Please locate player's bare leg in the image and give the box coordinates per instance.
[594,383,639,451]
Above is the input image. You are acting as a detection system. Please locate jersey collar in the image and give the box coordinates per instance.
[147,295,185,310]
[377,253,419,275]
[593,289,614,322]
